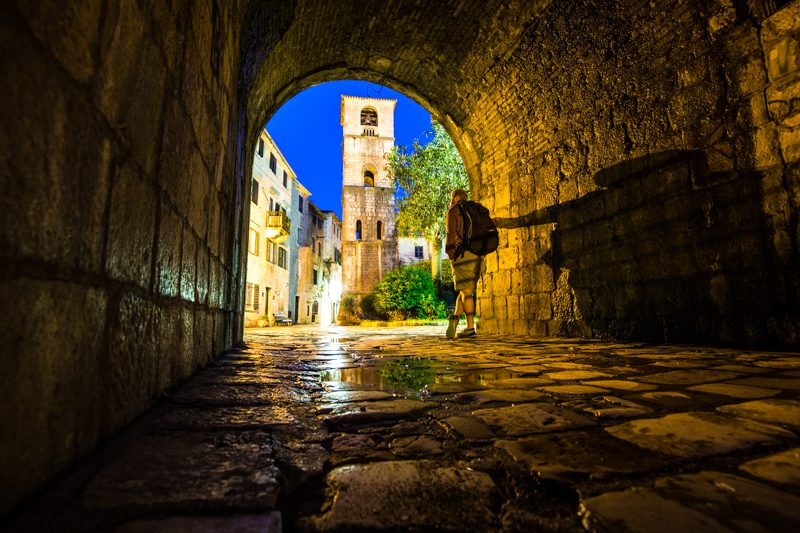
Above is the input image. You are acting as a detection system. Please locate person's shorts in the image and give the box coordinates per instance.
[452,250,484,293]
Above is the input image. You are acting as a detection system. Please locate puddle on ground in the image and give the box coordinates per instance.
[320,357,519,398]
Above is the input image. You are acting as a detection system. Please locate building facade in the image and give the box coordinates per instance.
[295,203,343,325]
[397,235,442,265]
[246,129,343,327]
[245,130,298,326]
[340,95,398,296]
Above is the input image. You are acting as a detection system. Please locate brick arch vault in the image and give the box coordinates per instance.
[2,0,799,513]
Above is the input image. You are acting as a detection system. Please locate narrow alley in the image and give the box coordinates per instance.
[9,326,800,531]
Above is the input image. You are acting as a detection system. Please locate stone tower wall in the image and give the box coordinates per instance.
[341,186,397,294]
[340,96,398,295]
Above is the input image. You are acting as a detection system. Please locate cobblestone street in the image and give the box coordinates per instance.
[10,326,800,532]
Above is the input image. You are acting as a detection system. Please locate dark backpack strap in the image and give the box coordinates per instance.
[455,202,470,260]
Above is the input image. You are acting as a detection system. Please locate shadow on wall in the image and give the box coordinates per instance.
[497,151,798,347]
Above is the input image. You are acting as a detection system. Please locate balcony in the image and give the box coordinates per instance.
[264,211,291,243]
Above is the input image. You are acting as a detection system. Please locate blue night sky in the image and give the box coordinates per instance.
[265,80,433,218]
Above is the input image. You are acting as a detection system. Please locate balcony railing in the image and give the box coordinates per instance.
[264,211,291,243]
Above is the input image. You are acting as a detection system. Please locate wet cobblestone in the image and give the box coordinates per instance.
[8,326,800,532]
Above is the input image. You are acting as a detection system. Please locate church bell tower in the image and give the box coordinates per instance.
[340,95,398,296]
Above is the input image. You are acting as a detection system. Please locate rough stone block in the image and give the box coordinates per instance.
[193,310,213,370]
[196,245,209,305]
[156,203,183,298]
[494,297,507,321]
[81,430,281,513]
[506,295,520,319]
[180,228,197,302]
[0,279,106,514]
[308,461,497,531]
[0,26,111,273]
[188,151,210,237]
[177,306,195,380]
[779,127,800,163]
[15,1,101,82]
[102,293,159,435]
[159,100,195,214]
[156,302,182,391]
[106,166,156,289]
[93,0,144,121]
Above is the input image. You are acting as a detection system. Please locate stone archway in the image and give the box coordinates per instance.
[3,0,800,514]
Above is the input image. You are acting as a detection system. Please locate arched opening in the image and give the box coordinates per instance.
[363,170,374,187]
[360,107,378,136]
[6,0,800,519]
[376,220,382,240]
[355,220,362,240]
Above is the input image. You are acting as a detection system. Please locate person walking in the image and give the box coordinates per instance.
[445,188,489,339]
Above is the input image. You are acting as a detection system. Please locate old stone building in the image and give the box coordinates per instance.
[245,130,297,326]
[296,201,343,325]
[340,95,398,295]
[3,0,800,516]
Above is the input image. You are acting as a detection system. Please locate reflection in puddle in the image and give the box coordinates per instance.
[381,359,436,390]
[320,357,520,397]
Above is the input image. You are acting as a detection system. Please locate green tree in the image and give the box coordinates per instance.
[370,265,447,319]
[387,122,469,283]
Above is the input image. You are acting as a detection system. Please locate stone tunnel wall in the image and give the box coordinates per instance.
[469,1,800,346]
[3,0,800,518]
[0,0,245,513]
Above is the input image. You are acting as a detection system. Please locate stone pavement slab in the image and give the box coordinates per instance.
[11,326,800,533]
[606,412,795,457]
[739,447,800,487]
[540,384,610,395]
[453,388,545,405]
[581,471,800,532]
[485,377,554,388]
[113,512,282,533]
[588,379,657,391]
[473,403,595,437]
[306,461,498,531]
[497,430,669,481]
[637,369,741,385]
[141,405,297,430]
[320,399,434,429]
[687,382,780,399]
[541,370,612,380]
[728,376,800,390]
[716,399,800,429]
[80,430,281,513]
[440,415,495,440]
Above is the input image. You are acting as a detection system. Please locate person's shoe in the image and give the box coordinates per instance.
[457,328,476,339]
[446,314,459,339]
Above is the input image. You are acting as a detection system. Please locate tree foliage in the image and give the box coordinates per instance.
[387,122,469,280]
[369,264,448,320]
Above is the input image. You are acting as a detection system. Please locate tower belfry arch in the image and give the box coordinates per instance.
[340,95,398,296]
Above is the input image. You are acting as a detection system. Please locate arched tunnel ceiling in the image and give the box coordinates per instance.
[243,0,553,181]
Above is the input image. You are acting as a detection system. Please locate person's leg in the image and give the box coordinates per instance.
[447,289,463,339]
[454,292,465,316]
[462,288,475,329]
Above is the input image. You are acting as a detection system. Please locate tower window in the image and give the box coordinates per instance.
[364,170,374,187]
[360,107,378,126]
[356,220,362,240]
[377,221,382,240]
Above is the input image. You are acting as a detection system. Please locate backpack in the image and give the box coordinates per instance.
[457,200,499,256]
